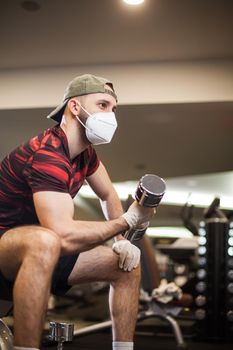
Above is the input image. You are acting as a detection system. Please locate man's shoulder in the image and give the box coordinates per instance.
[35,126,67,153]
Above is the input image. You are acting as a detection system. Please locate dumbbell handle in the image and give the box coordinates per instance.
[124,224,148,242]
[49,321,74,350]
[57,342,64,350]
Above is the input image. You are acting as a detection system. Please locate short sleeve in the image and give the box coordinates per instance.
[24,148,70,194]
[86,146,100,177]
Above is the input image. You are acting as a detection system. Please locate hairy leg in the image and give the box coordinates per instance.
[68,245,141,341]
[0,226,61,347]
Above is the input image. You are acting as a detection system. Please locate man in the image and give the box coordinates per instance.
[0,74,155,350]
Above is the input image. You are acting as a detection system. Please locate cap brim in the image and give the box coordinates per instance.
[47,100,67,122]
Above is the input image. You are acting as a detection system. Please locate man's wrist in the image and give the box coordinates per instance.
[122,212,137,229]
[114,233,126,242]
[119,215,130,229]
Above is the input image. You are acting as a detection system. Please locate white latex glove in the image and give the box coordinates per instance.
[112,240,141,272]
[122,201,156,229]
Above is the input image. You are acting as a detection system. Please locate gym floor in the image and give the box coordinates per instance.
[3,294,233,349]
[39,291,233,350]
[41,325,233,350]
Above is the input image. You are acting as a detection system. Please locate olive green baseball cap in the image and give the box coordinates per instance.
[47,73,117,122]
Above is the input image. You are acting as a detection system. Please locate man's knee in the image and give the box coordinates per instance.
[25,227,61,257]
[23,227,61,266]
[0,226,61,281]
[127,265,141,282]
[114,264,141,286]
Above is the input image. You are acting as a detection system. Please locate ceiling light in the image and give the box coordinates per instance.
[77,181,233,209]
[146,227,194,239]
[123,0,145,5]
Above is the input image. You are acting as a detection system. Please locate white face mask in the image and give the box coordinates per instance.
[76,102,118,145]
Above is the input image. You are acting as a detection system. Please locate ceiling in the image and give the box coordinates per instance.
[1,0,233,69]
[0,0,232,229]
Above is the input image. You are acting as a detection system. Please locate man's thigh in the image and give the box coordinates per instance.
[0,225,81,297]
[0,226,35,280]
[67,245,120,286]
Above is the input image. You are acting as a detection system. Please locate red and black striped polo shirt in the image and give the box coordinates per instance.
[0,125,100,234]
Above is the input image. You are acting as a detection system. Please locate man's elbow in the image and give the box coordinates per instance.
[46,222,75,253]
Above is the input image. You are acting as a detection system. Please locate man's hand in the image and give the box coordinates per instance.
[122,201,156,229]
[112,240,141,271]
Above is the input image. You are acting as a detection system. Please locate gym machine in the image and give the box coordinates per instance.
[194,198,233,342]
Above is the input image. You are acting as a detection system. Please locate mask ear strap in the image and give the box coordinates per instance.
[75,100,90,130]
[76,100,91,117]
[76,115,87,130]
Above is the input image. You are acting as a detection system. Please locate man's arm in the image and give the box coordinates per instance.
[33,191,129,255]
[33,161,155,258]
[86,162,154,272]
[86,162,125,240]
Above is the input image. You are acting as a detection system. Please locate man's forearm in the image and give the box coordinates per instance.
[59,216,129,254]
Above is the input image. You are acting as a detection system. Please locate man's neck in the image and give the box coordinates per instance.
[60,120,89,160]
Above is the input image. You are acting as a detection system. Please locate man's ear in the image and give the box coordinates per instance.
[67,98,80,116]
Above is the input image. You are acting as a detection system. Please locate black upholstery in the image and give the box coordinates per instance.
[0,272,13,317]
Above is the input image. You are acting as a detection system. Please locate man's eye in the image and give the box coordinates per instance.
[99,103,106,109]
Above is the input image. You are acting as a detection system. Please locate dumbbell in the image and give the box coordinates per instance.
[124,174,166,241]
[49,322,74,350]
[0,319,13,350]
